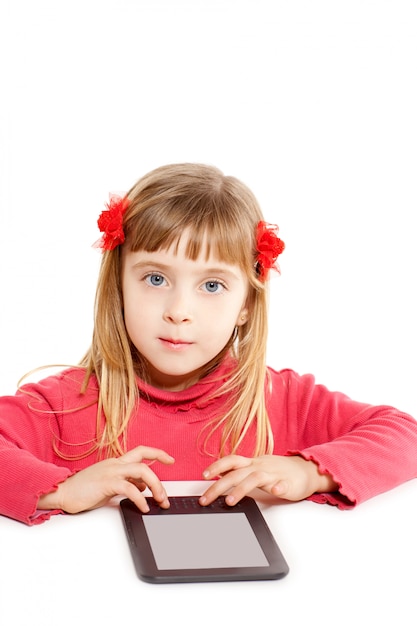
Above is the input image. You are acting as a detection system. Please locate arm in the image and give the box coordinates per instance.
[0,442,74,525]
[281,368,417,507]
[0,388,75,525]
[0,371,174,524]
[200,368,417,508]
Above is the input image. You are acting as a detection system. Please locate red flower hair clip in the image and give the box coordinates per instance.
[95,194,129,251]
[255,221,285,281]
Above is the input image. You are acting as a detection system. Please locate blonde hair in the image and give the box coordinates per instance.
[81,163,274,458]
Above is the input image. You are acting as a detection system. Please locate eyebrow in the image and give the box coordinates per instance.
[130,260,242,281]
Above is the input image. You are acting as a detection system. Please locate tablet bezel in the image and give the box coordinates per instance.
[120,495,289,583]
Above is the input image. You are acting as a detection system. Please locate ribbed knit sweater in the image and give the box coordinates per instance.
[1,362,417,524]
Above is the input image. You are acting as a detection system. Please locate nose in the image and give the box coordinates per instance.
[163,291,193,324]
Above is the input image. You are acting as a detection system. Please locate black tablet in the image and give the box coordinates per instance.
[120,495,289,583]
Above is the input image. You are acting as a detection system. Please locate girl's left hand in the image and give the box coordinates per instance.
[199,454,337,506]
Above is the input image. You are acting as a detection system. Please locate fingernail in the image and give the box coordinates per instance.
[202,470,210,479]
[199,496,207,505]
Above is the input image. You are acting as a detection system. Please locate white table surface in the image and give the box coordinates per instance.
[1,480,416,626]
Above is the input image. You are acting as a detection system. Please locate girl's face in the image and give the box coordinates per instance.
[121,232,249,390]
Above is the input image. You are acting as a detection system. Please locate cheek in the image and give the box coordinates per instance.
[123,298,146,335]
[202,303,241,335]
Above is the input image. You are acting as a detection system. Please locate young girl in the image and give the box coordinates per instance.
[1,163,417,525]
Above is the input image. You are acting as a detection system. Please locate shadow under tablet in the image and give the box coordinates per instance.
[120,495,289,583]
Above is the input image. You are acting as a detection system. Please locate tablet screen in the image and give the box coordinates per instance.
[143,512,269,569]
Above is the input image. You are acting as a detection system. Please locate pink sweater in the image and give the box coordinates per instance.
[1,362,417,524]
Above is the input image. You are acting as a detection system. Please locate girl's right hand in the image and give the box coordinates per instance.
[38,446,175,514]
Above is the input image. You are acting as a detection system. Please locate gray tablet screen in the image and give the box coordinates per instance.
[143,512,269,570]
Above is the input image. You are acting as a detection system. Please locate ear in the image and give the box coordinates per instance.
[236,307,249,326]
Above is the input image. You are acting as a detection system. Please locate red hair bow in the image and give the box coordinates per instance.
[95,194,129,251]
[256,221,285,281]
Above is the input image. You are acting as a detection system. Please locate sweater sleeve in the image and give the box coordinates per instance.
[0,378,78,525]
[267,368,417,509]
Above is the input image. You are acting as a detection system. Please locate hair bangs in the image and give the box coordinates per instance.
[124,193,255,271]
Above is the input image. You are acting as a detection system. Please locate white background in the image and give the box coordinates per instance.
[0,0,416,421]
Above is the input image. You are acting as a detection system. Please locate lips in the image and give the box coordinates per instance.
[159,337,193,350]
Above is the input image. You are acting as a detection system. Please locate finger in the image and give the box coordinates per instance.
[200,467,277,507]
[119,481,152,513]
[199,482,225,506]
[128,478,148,492]
[121,463,170,508]
[199,467,251,506]
[223,471,273,506]
[121,446,175,466]
[202,455,251,480]
[87,477,154,513]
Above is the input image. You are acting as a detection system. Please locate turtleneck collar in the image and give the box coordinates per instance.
[136,358,235,413]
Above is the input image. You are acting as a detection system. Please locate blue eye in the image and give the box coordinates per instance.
[203,281,224,294]
[145,274,166,287]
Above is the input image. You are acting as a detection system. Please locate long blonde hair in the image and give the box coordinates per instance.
[81,163,274,458]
